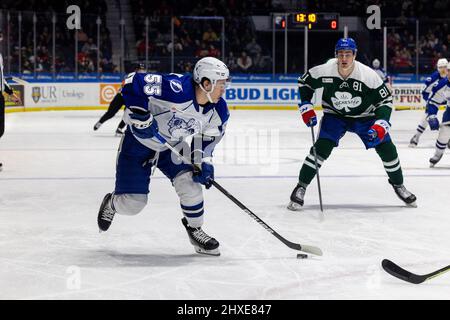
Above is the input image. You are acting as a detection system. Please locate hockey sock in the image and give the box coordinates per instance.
[434,125,450,155]
[298,138,334,186]
[375,141,403,185]
[415,113,428,135]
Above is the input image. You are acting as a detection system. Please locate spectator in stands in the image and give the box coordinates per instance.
[82,38,97,54]
[226,51,238,72]
[252,52,268,72]
[208,44,220,58]
[202,26,219,43]
[245,38,262,57]
[77,29,89,45]
[237,51,252,72]
[195,41,209,58]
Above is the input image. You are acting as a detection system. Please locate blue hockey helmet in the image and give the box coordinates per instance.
[335,37,357,54]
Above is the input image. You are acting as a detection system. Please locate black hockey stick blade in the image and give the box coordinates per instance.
[213,181,323,256]
[382,259,450,284]
[156,137,323,257]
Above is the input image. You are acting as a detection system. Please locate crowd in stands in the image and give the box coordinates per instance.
[386,21,450,73]
[130,0,279,73]
[310,0,450,73]
[0,0,116,74]
[2,0,450,75]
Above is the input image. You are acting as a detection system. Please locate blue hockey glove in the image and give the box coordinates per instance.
[427,114,440,131]
[193,160,214,189]
[129,112,159,139]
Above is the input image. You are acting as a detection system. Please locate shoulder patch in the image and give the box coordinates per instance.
[169,79,183,93]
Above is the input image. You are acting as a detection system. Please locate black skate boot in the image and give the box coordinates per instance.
[93,121,102,131]
[181,218,220,256]
[409,134,419,148]
[97,193,116,232]
[115,127,125,136]
[0,162,2,172]
[389,180,417,207]
[287,184,306,211]
[429,152,443,167]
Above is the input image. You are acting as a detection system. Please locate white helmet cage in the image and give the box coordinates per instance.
[193,57,230,103]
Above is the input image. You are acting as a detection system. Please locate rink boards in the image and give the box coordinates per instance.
[3,81,430,113]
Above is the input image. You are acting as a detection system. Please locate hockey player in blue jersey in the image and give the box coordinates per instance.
[409,58,448,147]
[426,63,450,167]
[97,57,230,256]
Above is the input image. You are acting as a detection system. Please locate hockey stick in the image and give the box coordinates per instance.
[153,132,323,256]
[310,124,324,217]
[382,259,450,284]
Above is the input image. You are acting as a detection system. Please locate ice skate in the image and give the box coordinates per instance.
[97,193,116,232]
[93,121,102,131]
[181,218,220,256]
[115,127,125,136]
[389,180,417,207]
[287,184,306,211]
[0,162,3,172]
[408,134,419,148]
[429,152,443,167]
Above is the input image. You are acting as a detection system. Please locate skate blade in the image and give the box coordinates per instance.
[287,201,302,211]
[406,201,417,208]
[194,246,220,256]
[408,144,417,148]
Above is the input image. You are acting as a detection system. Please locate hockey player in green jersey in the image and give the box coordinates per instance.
[288,38,417,210]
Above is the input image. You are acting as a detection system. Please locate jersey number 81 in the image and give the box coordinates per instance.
[144,74,162,96]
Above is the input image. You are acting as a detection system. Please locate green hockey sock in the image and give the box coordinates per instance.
[299,138,335,186]
[375,140,404,185]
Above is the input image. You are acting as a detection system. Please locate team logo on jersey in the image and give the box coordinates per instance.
[170,79,183,93]
[331,91,362,112]
[167,114,200,139]
[339,82,349,89]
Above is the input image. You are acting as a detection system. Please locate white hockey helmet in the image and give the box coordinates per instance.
[437,58,448,68]
[372,59,380,69]
[193,57,230,103]
[193,57,229,85]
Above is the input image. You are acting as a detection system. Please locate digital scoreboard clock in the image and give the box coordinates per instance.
[291,12,339,30]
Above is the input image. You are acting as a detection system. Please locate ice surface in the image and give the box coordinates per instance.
[0,109,449,299]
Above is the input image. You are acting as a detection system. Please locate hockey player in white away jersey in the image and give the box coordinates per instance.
[427,63,450,167]
[97,57,230,256]
[409,58,448,147]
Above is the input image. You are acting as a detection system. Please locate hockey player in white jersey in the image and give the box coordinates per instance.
[97,57,230,256]
[409,58,448,147]
[372,58,392,92]
[427,63,450,167]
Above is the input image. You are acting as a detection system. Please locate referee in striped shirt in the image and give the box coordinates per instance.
[1,31,21,171]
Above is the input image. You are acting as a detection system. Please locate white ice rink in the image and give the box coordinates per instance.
[0,109,449,299]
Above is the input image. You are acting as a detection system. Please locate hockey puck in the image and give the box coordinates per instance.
[296,254,308,259]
